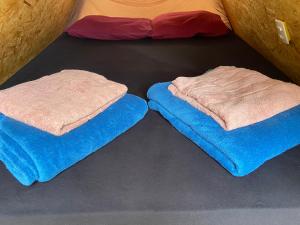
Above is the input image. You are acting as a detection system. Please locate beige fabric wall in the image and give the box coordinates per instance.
[222,0,300,84]
[71,0,231,28]
[0,0,76,84]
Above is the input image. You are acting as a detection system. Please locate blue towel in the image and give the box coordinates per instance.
[148,82,300,176]
[0,94,148,186]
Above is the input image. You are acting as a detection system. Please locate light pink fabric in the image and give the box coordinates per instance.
[169,66,300,130]
[0,70,127,136]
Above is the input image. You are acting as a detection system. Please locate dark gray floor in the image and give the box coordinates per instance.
[1,33,299,225]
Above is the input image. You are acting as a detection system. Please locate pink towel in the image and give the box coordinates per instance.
[169,66,300,130]
[0,70,127,136]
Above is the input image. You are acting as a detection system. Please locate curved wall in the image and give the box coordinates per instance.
[0,0,76,84]
[223,0,300,84]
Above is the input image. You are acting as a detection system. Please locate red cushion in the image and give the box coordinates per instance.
[66,15,152,40]
[151,11,229,39]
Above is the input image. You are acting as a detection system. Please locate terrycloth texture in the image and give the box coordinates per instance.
[0,94,148,186]
[0,70,127,136]
[169,66,300,130]
[67,15,152,40]
[148,82,300,176]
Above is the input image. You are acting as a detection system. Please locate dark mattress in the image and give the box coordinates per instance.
[1,33,300,225]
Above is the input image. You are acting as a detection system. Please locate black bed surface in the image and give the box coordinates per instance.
[1,33,300,225]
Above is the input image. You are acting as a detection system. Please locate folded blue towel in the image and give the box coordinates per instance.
[148,82,300,176]
[0,94,148,186]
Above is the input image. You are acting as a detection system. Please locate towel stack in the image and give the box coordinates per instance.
[0,70,148,186]
[148,66,300,176]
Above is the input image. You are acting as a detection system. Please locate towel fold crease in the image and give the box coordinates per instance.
[0,70,127,135]
[169,66,300,130]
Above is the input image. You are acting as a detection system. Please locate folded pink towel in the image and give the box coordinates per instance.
[169,66,300,130]
[0,70,127,135]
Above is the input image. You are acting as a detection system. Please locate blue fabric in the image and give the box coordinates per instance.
[0,94,148,186]
[148,82,300,176]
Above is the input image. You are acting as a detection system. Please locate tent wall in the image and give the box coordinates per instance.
[71,0,231,28]
[0,0,76,84]
[223,0,300,84]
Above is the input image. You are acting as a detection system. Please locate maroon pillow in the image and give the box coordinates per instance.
[151,11,229,39]
[66,15,152,40]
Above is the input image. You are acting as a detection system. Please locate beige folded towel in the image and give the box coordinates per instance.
[0,70,127,135]
[169,66,300,130]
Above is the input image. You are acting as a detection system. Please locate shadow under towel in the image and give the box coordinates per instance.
[0,94,148,186]
[148,82,300,176]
